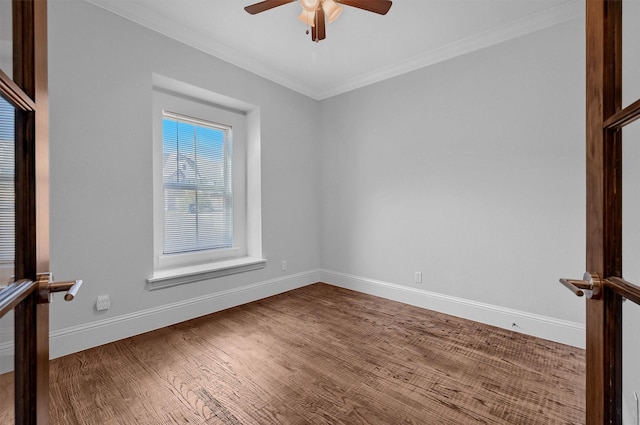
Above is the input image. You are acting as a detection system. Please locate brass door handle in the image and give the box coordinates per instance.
[36,273,83,303]
[559,271,602,299]
[49,280,83,301]
[560,273,640,305]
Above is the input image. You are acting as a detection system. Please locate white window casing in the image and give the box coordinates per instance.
[149,76,264,289]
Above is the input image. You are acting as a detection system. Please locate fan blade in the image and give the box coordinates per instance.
[244,0,293,15]
[335,0,392,15]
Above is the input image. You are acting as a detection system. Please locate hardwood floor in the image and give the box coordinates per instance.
[4,283,585,424]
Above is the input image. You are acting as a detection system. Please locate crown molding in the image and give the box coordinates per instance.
[315,0,584,99]
[85,0,583,101]
[84,0,318,98]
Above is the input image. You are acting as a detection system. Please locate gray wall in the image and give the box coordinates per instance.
[48,0,321,331]
[319,18,585,323]
[622,0,640,412]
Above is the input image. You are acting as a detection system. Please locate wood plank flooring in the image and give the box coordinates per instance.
[3,283,585,424]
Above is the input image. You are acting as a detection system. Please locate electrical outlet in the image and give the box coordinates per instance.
[281,260,287,271]
[96,295,110,311]
[415,272,422,284]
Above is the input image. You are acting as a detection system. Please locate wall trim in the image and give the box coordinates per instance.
[317,1,584,99]
[85,0,583,100]
[0,267,584,373]
[320,269,585,349]
[48,269,321,361]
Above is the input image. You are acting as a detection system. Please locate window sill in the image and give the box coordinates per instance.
[157,247,241,270]
[147,257,267,291]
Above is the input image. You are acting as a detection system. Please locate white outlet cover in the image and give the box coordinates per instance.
[96,295,110,311]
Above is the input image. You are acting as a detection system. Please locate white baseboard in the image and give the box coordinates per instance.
[0,268,583,374]
[48,269,321,360]
[623,393,639,425]
[320,269,585,349]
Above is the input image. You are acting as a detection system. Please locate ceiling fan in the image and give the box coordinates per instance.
[244,0,393,42]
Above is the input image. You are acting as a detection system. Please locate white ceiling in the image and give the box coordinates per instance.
[86,0,582,100]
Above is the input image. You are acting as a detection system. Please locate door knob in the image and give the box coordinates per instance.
[49,280,83,301]
[36,273,83,302]
[559,271,602,299]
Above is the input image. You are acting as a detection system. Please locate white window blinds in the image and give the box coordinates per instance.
[0,97,14,271]
[162,111,233,255]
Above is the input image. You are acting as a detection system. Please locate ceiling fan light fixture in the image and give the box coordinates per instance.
[244,0,393,42]
[299,0,320,12]
[322,0,343,23]
[297,9,315,26]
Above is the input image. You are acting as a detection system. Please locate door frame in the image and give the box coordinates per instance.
[0,0,50,423]
[584,0,640,423]
[585,0,622,423]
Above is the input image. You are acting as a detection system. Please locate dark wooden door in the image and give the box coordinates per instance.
[561,1,640,424]
[0,0,50,423]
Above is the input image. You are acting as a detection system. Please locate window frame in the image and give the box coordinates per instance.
[149,76,264,290]
[161,110,234,255]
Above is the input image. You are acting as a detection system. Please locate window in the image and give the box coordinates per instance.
[0,97,14,285]
[162,112,233,254]
[149,75,264,290]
